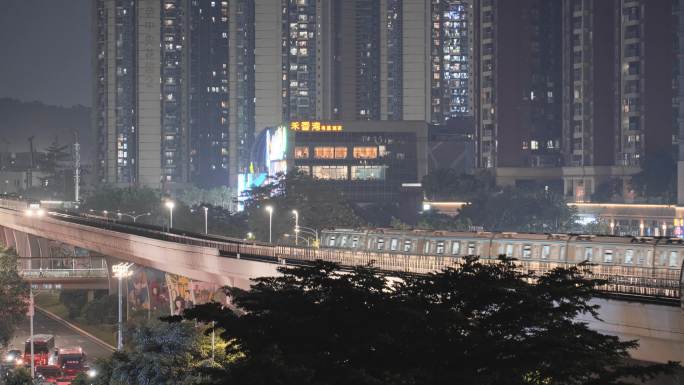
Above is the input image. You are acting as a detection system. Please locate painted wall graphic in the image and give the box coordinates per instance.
[119,266,234,321]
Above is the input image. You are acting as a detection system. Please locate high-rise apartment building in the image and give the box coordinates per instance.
[561,0,676,201]
[94,0,254,189]
[474,0,563,169]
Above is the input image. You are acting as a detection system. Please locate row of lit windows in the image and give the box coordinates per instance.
[295,146,378,160]
[299,165,388,181]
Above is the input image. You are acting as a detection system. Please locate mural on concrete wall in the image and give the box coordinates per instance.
[125,266,230,321]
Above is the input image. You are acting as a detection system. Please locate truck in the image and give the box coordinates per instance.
[24,334,56,367]
[57,347,87,378]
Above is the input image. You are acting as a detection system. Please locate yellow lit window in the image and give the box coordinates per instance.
[353,147,378,159]
[314,147,335,159]
[295,146,309,159]
[334,147,347,159]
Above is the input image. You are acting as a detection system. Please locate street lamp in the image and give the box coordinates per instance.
[662,223,667,237]
[112,262,133,351]
[117,212,151,223]
[292,210,299,245]
[165,201,175,230]
[639,222,645,236]
[609,220,615,235]
[265,206,273,243]
[203,206,209,234]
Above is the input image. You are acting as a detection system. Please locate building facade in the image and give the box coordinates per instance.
[94,0,255,190]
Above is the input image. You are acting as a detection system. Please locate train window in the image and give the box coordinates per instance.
[560,246,565,261]
[505,244,514,257]
[390,238,398,251]
[436,241,445,254]
[467,242,476,255]
[340,236,348,247]
[404,240,412,252]
[522,245,532,258]
[659,251,667,266]
[669,251,678,267]
[584,247,593,261]
[498,244,504,256]
[541,245,550,259]
[424,241,431,254]
[603,249,613,263]
[328,236,336,247]
[451,241,461,255]
[624,249,634,264]
[377,238,385,250]
[351,236,359,248]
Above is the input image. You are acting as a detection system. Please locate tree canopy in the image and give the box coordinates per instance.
[177,259,678,385]
[242,171,363,242]
[0,247,29,348]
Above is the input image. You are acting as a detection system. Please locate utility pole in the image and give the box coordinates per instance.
[27,136,35,189]
[73,131,80,202]
[28,288,35,378]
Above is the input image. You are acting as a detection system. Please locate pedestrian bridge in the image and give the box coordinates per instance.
[0,207,681,363]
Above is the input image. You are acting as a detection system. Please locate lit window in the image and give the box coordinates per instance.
[584,247,593,261]
[467,243,476,255]
[522,245,532,258]
[451,241,460,255]
[314,147,335,159]
[404,240,412,252]
[312,166,347,180]
[436,241,445,254]
[625,249,634,264]
[390,239,398,251]
[603,249,613,263]
[669,251,678,267]
[542,245,550,259]
[351,236,359,248]
[353,147,378,159]
[295,146,309,159]
[334,147,347,159]
[505,244,514,257]
[530,140,539,150]
[377,238,385,250]
[351,166,386,181]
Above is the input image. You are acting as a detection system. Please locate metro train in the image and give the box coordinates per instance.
[320,228,684,276]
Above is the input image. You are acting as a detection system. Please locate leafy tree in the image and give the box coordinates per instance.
[630,151,677,203]
[59,290,89,319]
[176,186,235,210]
[416,211,472,231]
[86,321,221,385]
[422,169,495,201]
[181,260,679,385]
[243,171,363,242]
[0,248,29,348]
[458,186,574,233]
[592,178,623,203]
[3,367,34,385]
[82,294,117,325]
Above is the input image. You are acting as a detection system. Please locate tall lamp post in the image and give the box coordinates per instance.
[112,262,133,351]
[117,212,151,223]
[292,210,299,245]
[165,201,175,230]
[265,206,273,243]
[203,206,209,234]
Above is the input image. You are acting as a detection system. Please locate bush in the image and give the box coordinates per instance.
[59,290,89,319]
[82,294,117,325]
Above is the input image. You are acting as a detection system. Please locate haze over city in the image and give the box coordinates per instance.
[0,1,682,384]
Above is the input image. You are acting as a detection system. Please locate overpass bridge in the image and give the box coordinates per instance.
[0,207,681,363]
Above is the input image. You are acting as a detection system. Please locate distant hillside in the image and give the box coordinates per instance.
[0,98,94,166]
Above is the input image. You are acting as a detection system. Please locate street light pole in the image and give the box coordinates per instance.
[203,206,208,235]
[292,210,299,245]
[112,263,133,351]
[165,201,175,230]
[265,206,273,243]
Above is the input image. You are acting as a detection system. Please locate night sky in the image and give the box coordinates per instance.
[0,0,92,107]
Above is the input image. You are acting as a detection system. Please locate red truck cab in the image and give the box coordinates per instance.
[24,334,56,367]
[57,347,87,378]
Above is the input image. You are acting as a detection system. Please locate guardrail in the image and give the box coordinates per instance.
[20,268,109,279]
[17,211,684,302]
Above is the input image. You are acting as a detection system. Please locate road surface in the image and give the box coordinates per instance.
[8,310,113,360]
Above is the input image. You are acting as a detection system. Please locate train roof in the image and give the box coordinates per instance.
[26,334,54,342]
[58,347,83,355]
[323,228,684,246]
